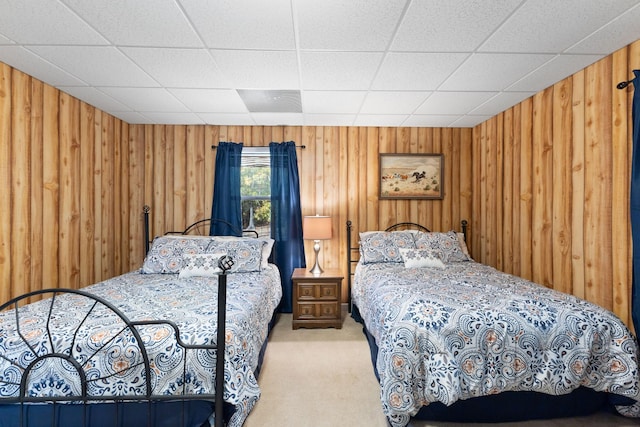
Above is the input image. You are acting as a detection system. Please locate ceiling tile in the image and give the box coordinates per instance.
[450,115,493,128]
[403,115,461,128]
[63,0,202,47]
[28,46,159,87]
[440,53,555,91]
[198,113,256,126]
[122,47,228,88]
[168,89,248,113]
[567,4,640,54]
[211,50,299,89]
[480,0,640,53]
[98,88,188,112]
[391,0,521,52]
[506,54,603,92]
[468,92,535,116]
[58,86,130,112]
[296,0,406,51]
[353,114,408,127]
[251,112,304,126]
[303,114,356,126]
[180,0,295,50]
[415,92,497,115]
[0,0,107,45]
[0,0,638,126]
[302,91,367,114]
[111,111,151,124]
[373,52,469,91]
[360,91,430,114]
[0,46,86,86]
[300,52,383,90]
[142,112,205,124]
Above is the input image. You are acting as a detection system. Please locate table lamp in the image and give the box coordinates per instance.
[303,215,332,275]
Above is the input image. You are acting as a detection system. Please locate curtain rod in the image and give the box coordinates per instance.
[211,144,306,150]
[617,79,634,89]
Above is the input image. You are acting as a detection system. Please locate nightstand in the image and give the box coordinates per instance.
[292,268,343,329]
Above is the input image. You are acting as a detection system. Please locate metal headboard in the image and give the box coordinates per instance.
[143,206,259,255]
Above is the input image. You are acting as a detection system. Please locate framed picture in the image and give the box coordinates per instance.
[379,153,444,199]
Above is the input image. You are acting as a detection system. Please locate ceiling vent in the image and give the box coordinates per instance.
[237,89,302,113]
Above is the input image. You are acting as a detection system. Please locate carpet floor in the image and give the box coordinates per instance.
[244,310,640,427]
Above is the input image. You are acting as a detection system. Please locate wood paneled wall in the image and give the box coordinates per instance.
[0,63,139,303]
[139,125,474,303]
[471,40,640,329]
[1,38,638,330]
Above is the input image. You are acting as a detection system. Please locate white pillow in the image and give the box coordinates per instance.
[457,232,472,260]
[178,253,225,278]
[399,248,445,269]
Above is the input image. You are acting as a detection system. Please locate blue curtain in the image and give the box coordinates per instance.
[210,142,243,236]
[630,70,640,336]
[270,141,306,313]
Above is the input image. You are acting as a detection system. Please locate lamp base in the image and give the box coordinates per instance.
[309,240,323,276]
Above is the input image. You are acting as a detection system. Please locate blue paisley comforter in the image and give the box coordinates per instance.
[0,265,282,427]
[353,261,640,427]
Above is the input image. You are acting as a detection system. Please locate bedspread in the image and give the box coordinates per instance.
[353,261,640,427]
[0,265,282,427]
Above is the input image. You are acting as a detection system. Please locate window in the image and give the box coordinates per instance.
[241,147,271,237]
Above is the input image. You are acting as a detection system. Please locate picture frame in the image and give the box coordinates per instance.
[379,153,444,200]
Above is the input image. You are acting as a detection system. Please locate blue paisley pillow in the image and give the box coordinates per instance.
[142,236,211,274]
[359,231,417,264]
[414,231,470,263]
[205,239,266,273]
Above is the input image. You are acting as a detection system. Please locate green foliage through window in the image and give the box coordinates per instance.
[241,149,271,237]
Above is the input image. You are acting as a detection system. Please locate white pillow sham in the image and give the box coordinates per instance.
[399,248,445,269]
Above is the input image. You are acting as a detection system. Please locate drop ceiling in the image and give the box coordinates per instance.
[1,0,639,128]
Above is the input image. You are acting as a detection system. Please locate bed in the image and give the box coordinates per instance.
[346,220,640,427]
[0,212,282,427]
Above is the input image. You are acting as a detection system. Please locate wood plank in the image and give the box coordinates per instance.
[519,97,534,281]
[502,109,514,274]
[58,92,81,289]
[611,47,631,327]
[173,126,187,229]
[511,104,522,276]
[11,69,31,298]
[531,88,553,287]
[571,70,586,300]
[552,79,573,294]
[42,84,60,291]
[101,114,114,280]
[0,64,11,302]
[584,58,613,310]
[79,101,95,287]
[30,79,43,295]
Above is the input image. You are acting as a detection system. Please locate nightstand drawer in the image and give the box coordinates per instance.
[296,301,340,319]
[297,283,338,300]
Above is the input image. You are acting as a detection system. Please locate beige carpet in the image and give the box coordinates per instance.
[244,310,640,427]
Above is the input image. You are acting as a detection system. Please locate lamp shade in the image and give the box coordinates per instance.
[303,215,332,240]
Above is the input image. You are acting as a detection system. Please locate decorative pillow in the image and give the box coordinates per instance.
[414,231,470,263]
[178,253,225,278]
[359,231,416,264]
[205,239,266,273]
[399,248,445,269]
[206,236,274,269]
[457,232,472,260]
[142,236,211,274]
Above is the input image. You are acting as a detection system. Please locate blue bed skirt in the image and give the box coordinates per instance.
[0,400,218,427]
